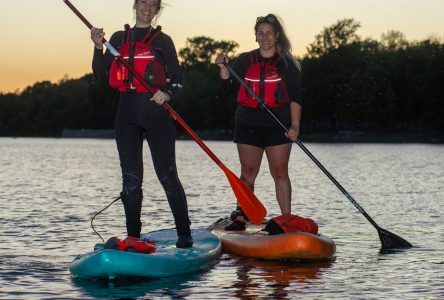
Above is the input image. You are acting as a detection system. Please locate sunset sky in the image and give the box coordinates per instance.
[0,0,443,93]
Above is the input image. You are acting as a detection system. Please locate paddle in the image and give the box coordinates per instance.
[222,60,412,249]
[62,0,267,225]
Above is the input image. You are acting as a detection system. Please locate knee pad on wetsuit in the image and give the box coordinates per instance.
[122,172,143,196]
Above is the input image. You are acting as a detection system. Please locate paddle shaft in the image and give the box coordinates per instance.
[63,0,267,225]
[63,0,224,166]
[223,61,383,229]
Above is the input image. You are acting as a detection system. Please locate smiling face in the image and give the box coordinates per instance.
[134,0,160,27]
[255,23,278,55]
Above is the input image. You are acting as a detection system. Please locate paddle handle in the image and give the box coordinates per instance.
[225,60,414,248]
[63,0,93,30]
[63,0,223,166]
[63,0,266,225]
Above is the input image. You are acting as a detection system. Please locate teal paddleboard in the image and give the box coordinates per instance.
[70,229,222,280]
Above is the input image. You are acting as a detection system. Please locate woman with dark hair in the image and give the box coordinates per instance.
[90,0,193,248]
[216,14,303,231]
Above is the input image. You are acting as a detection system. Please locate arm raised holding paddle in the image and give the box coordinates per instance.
[216,14,303,231]
[217,15,412,250]
[63,0,267,244]
[88,0,194,249]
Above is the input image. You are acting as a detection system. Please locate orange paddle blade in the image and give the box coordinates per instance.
[221,164,267,225]
[62,0,266,227]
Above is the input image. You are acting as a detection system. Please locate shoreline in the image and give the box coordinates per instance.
[36,129,443,144]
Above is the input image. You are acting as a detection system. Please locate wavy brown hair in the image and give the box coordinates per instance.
[255,14,293,59]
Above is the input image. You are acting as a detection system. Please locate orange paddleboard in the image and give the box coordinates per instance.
[212,223,336,261]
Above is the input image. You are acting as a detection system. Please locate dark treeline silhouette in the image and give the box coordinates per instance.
[1,19,443,141]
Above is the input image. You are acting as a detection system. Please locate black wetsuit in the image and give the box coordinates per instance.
[92,26,190,240]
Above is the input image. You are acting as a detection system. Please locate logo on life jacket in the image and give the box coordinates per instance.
[237,50,289,108]
[109,26,167,94]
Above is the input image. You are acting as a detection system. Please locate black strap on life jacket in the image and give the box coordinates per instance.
[249,49,280,66]
[142,25,162,45]
[248,50,280,101]
[124,25,162,90]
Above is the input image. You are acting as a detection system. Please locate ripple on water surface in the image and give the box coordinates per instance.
[0,139,443,299]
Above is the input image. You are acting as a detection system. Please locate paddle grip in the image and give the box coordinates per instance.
[64,0,266,225]
[223,61,378,222]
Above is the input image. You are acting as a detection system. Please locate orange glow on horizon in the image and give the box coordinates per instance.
[1,0,443,94]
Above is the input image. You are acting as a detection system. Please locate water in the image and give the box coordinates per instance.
[0,138,443,299]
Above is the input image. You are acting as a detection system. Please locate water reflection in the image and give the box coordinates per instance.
[1,139,444,299]
[72,271,204,299]
[228,256,332,299]
[379,246,418,256]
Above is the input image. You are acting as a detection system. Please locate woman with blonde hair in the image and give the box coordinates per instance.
[90,0,192,248]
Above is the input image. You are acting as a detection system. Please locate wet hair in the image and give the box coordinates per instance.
[255,14,292,58]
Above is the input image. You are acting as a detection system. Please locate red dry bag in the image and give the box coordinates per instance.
[264,213,318,235]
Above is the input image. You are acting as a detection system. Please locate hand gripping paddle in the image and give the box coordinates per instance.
[222,60,412,249]
[62,0,267,225]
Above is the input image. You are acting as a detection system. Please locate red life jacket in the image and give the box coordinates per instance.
[237,50,290,108]
[109,26,164,94]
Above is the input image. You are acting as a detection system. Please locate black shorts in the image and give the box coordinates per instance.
[234,122,291,148]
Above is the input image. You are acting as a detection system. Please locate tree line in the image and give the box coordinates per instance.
[1,19,443,141]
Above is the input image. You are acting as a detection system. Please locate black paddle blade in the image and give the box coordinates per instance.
[377,227,412,250]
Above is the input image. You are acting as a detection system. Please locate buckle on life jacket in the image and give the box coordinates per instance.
[104,236,156,254]
[126,87,137,94]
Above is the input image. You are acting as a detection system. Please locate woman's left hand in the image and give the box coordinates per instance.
[285,126,299,142]
[150,90,171,105]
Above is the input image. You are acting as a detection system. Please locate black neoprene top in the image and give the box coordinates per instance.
[92,26,183,96]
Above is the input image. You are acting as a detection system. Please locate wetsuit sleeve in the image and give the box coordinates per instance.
[158,34,183,97]
[283,57,303,106]
[92,32,120,81]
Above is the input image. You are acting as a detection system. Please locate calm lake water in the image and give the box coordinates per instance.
[0,138,443,299]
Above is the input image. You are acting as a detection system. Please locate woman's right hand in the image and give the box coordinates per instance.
[215,54,228,67]
[90,27,105,49]
[215,54,230,79]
